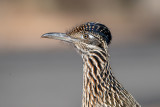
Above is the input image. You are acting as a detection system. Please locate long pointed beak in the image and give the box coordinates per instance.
[41,32,75,43]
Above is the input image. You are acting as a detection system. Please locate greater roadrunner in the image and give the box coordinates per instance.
[41,22,141,107]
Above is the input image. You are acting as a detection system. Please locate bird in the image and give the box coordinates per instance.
[41,22,141,107]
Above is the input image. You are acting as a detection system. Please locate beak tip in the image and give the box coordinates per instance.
[41,33,52,38]
[41,34,47,38]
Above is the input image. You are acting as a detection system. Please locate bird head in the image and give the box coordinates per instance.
[41,22,112,54]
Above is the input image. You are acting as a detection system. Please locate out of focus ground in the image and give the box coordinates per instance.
[0,0,160,107]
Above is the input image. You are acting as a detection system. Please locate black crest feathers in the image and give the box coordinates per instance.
[68,22,112,45]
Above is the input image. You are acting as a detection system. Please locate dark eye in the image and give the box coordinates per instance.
[83,34,89,39]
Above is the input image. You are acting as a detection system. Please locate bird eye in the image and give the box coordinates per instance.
[83,34,89,39]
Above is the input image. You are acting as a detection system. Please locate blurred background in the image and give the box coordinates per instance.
[0,0,160,107]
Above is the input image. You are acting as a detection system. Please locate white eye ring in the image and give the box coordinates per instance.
[82,34,94,39]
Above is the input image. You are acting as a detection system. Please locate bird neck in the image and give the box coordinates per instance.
[81,50,113,107]
[81,49,140,107]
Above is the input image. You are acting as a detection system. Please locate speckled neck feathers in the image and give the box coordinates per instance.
[81,50,140,107]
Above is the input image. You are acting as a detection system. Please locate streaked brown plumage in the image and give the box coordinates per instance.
[41,22,141,107]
